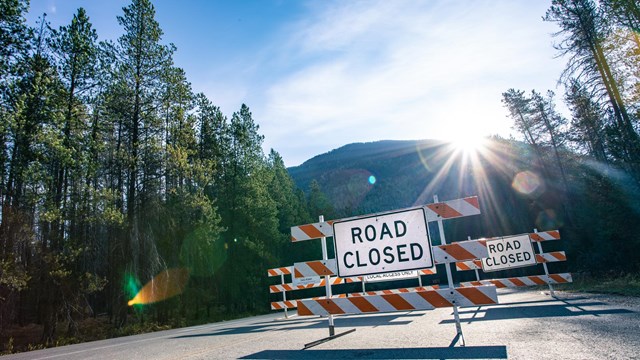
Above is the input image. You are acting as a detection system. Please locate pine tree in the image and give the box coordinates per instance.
[545,0,640,165]
[109,0,175,325]
[564,79,609,161]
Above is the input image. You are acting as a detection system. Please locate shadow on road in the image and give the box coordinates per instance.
[439,298,635,324]
[171,312,424,338]
[240,346,508,359]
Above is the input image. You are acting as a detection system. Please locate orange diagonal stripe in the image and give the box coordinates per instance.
[464,196,480,209]
[535,254,548,263]
[297,302,312,316]
[456,287,496,305]
[490,280,507,288]
[426,203,463,218]
[268,269,277,276]
[317,299,346,315]
[348,297,378,313]
[528,276,547,285]
[308,261,334,276]
[529,233,543,242]
[457,262,471,271]
[509,278,527,287]
[549,274,568,283]
[294,268,304,278]
[416,290,451,307]
[440,244,477,261]
[381,294,415,310]
[547,230,560,239]
[551,251,567,261]
[271,302,282,310]
[297,224,325,239]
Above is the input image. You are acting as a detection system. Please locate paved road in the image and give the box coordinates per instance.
[3,289,639,359]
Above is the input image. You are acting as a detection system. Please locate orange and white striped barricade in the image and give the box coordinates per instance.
[432,239,488,264]
[423,196,481,222]
[532,229,562,296]
[269,276,362,313]
[267,266,293,277]
[535,251,567,263]
[288,196,481,344]
[529,230,561,242]
[453,230,568,296]
[289,196,481,242]
[418,268,437,275]
[267,266,293,318]
[455,259,483,271]
[460,273,573,288]
[427,194,483,346]
[271,294,350,311]
[271,285,445,310]
[271,300,298,311]
[297,285,498,316]
[269,276,362,293]
[294,259,338,278]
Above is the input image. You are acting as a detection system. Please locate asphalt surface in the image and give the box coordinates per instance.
[3,288,639,359]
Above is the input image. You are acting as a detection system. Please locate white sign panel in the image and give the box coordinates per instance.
[333,208,434,277]
[481,234,537,272]
[292,275,321,286]
[364,270,419,283]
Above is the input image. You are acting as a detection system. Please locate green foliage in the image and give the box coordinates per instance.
[0,0,324,351]
[557,273,640,297]
[0,259,30,295]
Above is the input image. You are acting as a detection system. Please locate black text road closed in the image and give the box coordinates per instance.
[481,234,537,272]
[333,208,434,277]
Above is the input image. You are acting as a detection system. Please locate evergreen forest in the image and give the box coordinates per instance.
[1,0,640,352]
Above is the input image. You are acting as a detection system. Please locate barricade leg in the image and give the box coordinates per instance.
[534,229,556,297]
[320,215,335,336]
[434,195,465,347]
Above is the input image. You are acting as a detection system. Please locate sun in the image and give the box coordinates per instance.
[450,135,487,155]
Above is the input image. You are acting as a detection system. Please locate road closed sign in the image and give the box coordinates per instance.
[333,208,434,277]
[481,234,537,272]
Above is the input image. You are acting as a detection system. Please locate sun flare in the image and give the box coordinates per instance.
[450,135,487,155]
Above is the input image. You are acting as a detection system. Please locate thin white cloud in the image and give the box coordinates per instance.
[256,0,565,166]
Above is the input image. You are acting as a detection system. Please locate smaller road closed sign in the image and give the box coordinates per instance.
[333,208,434,277]
[481,234,537,272]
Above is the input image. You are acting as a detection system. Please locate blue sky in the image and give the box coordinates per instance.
[26,0,566,166]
